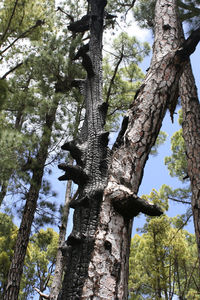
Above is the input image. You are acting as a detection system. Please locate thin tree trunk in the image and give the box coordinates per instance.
[58,0,200,299]
[50,175,73,300]
[4,100,59,300]
[179,62,200,265]
[0,181,8,205]
[0,80,28,206]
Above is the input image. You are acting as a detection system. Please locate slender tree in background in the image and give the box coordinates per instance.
[2,5,86,299]
[57,0,200,299]
[180,63,200,265]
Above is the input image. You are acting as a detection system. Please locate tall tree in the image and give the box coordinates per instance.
[58,0,200,299]
[134,0,200,265]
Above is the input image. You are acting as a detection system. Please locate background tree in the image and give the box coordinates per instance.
[20,228,59,300]
[0,213,17,299]
[129,191,200,299]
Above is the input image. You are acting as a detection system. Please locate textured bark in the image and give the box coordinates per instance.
[81,0,191,299]
[58,1,195,299]
[59,1,108,299]
[57,0,200,298]
[179,62,200,265]
[4,100,59,300]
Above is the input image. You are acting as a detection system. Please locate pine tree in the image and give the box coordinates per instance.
[57,0,200,298]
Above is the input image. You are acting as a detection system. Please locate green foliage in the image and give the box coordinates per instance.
[0,216,58,299]
[141,188,169,215]
[0,213,17,297]
[133,0,156,29]
[0,0,55,45]
[164,129,188,181]
[103,32,150,131]
[129,214,200,299]
[19,228,59,299]
[160,184,191,205]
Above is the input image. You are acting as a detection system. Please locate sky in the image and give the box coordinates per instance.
[51,23,200,238]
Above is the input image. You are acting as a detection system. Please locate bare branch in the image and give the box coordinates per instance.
[34,287,49,299]
[177,27,200,60]
[168,196,191,205]
[1,62,23,79]
[105,50,124,104]
[56,6,74,22]
[0,0,19,43]
[0,20,44,56]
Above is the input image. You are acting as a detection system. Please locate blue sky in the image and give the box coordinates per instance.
[53,47,199,238]
[52,36,200,238]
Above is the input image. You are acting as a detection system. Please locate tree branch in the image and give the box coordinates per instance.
[56,7,74,22]
[0,0,19,43]
[58,164,89,185]
[34,287,49,299]
[177,27,200,60]
[168,196,191,205]
[105,51,124,104]
[0,20,44,56]
[1,62,23,79]
[112,193,163,219]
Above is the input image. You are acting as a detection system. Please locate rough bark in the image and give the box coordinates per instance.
[4,100,59,300]
[179,62,200,265]
[57,0,193,299]
[58,1,109,299]
[58,0,200,299]
[81,1,185,297]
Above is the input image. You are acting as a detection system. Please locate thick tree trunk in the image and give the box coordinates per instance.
[58,0,199,299]
[81,0,183,297]
[179,62,200,265]
[4,101,59,300]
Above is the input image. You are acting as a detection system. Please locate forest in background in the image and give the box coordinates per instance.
[0,0,200,299]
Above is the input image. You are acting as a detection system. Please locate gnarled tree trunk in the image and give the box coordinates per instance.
[58,0,200,299]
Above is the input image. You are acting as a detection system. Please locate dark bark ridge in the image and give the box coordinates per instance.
[58,1,167,299]
[57,1,200,299]
[58,1,109,299]
[79,2,200,298]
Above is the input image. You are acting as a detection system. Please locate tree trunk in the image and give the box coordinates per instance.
[4,100,59,300]
[0,102,25,206]
[50,176,73,300]
[58,0,200,299]
[179,62,200,265]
